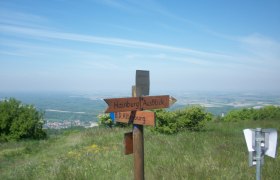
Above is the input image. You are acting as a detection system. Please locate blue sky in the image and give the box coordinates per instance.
[1,0,280,93]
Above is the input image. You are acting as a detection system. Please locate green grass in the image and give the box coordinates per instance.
[1,120,280,180]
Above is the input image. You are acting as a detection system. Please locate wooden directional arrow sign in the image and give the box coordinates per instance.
[141,95,169,110]
[169,96,177,106]
[104,97,141,113]
[104,95,176,113]
[115,111,155,126]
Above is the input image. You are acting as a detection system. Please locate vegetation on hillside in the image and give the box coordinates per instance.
[154,106,212,134]
[98,105,280,134]
[1,96,280,179]
[1,119,279,180]
[98,113,129,128]
[223,105,280,122]
[0,98,46,142]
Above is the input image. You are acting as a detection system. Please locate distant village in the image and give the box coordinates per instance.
[44,120,99,129]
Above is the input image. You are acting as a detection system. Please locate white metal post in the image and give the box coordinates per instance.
[255,128,262,180]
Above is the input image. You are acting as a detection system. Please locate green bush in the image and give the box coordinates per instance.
[255,105,280,120]
[154,106,212,134]
[223,108,254,122]
[223,105,280,122]
[153,109,177,134]
[0,98,46,141]
[98,114,113,128]
[176,106,212,131]
[97,113,128,128]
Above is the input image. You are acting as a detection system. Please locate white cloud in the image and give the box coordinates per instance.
[0,25,234,59]
[2,24,274,73]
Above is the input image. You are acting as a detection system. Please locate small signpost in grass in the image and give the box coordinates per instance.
[243,128,278,180]
[104,70,176,180]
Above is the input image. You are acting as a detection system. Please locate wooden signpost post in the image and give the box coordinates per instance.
[133,70,147,180]
[103,70,176,180]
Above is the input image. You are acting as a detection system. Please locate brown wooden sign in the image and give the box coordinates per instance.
[141,95,169,110]
[115,111,155,126]
[104,97,140,113]
[104,95,176,113]
[124,132,133,155]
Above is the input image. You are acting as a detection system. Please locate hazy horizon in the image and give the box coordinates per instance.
[1,89,280,98]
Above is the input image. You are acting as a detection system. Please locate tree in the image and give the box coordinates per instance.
[0,98,46,141]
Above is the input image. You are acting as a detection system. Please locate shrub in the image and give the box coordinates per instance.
[97,113,129,128]
[255,105,280,120]
[154,106,212,134]
[154,109,178,134]
[223,108,254,122]
[97,114,113,128]
[223,105,280,122]
[175,106,212,131]
[0,98,46,141]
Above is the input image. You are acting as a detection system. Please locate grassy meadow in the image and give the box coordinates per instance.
[1,120,279,180]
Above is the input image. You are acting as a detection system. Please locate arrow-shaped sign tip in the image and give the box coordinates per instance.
[103,99,111,113]
[169,96,177,106]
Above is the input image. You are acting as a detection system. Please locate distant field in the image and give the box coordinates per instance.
[0,92,107,123]
[1,119,279,179]
[1,91,280,127]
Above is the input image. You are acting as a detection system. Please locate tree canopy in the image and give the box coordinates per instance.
[0,98,46,141]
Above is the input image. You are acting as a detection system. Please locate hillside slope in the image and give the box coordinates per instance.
[1,120,279,179]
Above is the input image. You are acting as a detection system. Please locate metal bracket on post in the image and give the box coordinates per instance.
[255,128,263,180]
[244,128,278,180]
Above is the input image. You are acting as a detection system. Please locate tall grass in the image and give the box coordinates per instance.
[1,120,279,179]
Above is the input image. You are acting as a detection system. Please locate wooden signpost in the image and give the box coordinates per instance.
[135,70,149,97]
[124,132,133,155]
[104,97,140,113]
[133,70,147,180]
[115,111,155,126]
[104,95,175,113]
[103,70,176,180]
